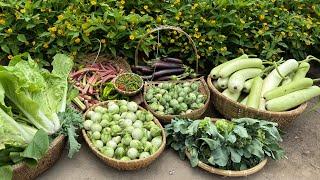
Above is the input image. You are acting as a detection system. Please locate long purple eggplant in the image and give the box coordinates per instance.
[152,60,183,69]
[131,65,154,74]
[161,57,183,64]
[142,68,185,80]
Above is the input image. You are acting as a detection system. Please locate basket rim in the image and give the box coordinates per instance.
[82,100,166,164]
[207,76,308,115]
[185,150,267,177]
[12,135,65,169]
[143,76,211,119]
[113,73,143,95]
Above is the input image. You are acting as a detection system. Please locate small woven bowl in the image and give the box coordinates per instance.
[82,100,166,170]
[113,73,143,96]
[207,76,307,128]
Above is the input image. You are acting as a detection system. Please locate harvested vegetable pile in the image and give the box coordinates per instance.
[114,73,143,92]
[0,53,82,179]
[145,81,207,115]
[70,62,124,110]
[83,100,163,160]
[166,117,284,171]
[132,57,197,81]
[210,54,320,112]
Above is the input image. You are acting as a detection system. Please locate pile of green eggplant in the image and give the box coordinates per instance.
[210,55,320,112]
[132,57,197,81]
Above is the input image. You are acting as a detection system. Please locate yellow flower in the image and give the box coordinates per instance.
[20,8,26,13]
[0,18,5,25]
[178,12,182,16]
[7,55,13,60]
[144,5,148,10]
[90,0,97,5]
[58,15,64,21]
[240,19,245,24]
[210,20,216,25]
[271,0,276,2]
[175,16,180,20]
[74,38,81,44]
[43,43,49,48]
[288,32,293,37]
[208,46,213,51]
[32,41,36,46]
[85,32,90,37]
[170,39,175,43]
[259,14,265,21]
[49,26,57,32]
[129,35,135,40]
[101,39,106,44]
[6,28,13,34]
[174,0,180,4]
[288,26,293,30]
[281,32,286,36]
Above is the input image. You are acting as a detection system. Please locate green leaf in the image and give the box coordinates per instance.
[233,125,249,138]
[200,138,220,150]
[212,147,229,167]
[0,166,12,180]
[17,34,27,43]
[1,45,10,54]
[227,134,236,143]
[229,147,241,163]
[67,125,81,158]
[20,129,49,161]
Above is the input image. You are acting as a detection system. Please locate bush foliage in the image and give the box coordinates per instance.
[0,0,319,67]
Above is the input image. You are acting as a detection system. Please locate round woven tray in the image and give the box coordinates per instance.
[185,151,267,177]
[143,77,210,123]
[77,53,132,73]
[207,76,307,128]
[82,101,166,170]
[12,135,66,180]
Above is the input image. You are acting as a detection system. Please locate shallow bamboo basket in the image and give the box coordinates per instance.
[143,77,210,123]
[185,151,267,177]
[82,101,166,170]
[12,135,66,180]
[207,76,307,128]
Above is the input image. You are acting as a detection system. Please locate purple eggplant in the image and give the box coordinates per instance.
[161,57,183,64]
[131,66,154,74]
[142,68,185,80]
[152,61,183,69]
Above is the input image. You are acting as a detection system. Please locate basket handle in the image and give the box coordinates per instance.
[134,25,199,73]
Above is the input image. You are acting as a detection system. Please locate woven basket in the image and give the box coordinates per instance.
[12,135,66,180]
[134,25,199,77]
[185,151,267,177]
[143,76,210,123]
[77,53,132,73]
[113,73,143,96]
[82,101,166,170]
[207,76,307,128]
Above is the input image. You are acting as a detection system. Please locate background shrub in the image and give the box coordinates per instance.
[0,0,319,68]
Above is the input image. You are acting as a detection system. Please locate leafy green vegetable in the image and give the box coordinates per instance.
[0,53,73,134]
[56,106,83,158]
[0,129,49,179]
[0,166,12,180]
[166,117,284,170]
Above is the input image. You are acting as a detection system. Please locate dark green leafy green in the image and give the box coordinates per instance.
[56,106,83,158]
[165,117,285,170]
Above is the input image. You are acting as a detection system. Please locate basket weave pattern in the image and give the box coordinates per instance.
[207,76,307,128]
[82,101,166,170]
[143,77,210,123]
[12,135,66,180]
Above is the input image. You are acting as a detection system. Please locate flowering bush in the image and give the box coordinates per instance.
[0,0,319,67]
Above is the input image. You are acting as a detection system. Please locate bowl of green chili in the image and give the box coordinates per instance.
[113,73,144,96]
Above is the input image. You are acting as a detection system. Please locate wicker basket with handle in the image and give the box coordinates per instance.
[82,100,166,170]
[207,76,307,128]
